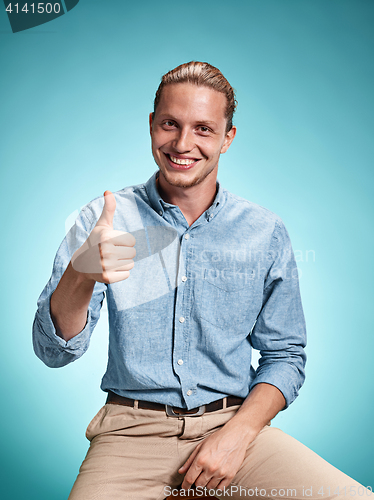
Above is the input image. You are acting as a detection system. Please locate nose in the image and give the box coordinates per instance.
[173,127,194,153]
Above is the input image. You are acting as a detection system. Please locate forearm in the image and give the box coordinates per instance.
[50,261,96,341]
[223,383,286,445]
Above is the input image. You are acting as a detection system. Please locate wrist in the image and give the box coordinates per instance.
[67,260,96,287]
[222,412,261,445]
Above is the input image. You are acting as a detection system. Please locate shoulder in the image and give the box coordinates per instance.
[222,189,284,230]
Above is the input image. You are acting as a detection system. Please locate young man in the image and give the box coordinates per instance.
[33,62,365,499]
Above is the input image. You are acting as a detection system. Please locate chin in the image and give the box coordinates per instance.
[165,176,201,189]
[159,165,216,189]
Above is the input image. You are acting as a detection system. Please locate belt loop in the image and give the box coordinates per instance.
[134,400,139,410]
[223,397,227,409]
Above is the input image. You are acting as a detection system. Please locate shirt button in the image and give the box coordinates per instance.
[177,359,183,366]
[181,276,187,282]
[184,234,190,240]
[159,210,163,216]
[187,390,192,396]
[179,316,185,323]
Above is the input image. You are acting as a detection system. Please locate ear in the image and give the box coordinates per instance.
[220,126,237,154]
[149,112,154,135]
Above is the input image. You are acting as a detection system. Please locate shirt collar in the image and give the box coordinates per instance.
[144,171,225,220]
[144,171,165,214]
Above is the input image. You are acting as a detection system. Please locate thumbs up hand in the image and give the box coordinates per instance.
[71,191,136,284]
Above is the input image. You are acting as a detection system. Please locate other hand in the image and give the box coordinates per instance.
[179,423,250,492]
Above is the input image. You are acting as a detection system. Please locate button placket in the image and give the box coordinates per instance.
[174,229,196,405]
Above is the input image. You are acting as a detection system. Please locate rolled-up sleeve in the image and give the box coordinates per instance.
[249,219,307,408]
[32,208,106,368]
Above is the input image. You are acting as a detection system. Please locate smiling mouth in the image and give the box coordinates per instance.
[165,153,200,169]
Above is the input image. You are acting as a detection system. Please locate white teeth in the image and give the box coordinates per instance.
[169,155,196,165]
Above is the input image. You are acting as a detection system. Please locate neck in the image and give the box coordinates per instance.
[157,171,218,226]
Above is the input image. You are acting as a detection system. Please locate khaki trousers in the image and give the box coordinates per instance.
[68,403,370,500]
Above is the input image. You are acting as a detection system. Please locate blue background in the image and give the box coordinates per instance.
[0,1,373,498]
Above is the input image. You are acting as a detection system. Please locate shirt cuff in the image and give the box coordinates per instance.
[34,296,92,353]
[249,361,303,408]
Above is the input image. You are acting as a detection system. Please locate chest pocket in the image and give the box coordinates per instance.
[199,268,255,333]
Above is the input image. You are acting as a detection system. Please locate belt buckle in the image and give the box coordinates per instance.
[165,405,206,417]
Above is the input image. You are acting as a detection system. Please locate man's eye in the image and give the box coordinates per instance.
[198,126,210,133]
[164,121,175,127]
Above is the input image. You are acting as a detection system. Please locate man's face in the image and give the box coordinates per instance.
[150,83,236,190]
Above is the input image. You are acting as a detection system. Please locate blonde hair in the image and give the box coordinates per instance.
[153,61,237,132]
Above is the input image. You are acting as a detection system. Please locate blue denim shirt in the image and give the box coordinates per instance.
[33,172,306,409]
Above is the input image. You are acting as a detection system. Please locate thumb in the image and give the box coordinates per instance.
[97,190,116,228]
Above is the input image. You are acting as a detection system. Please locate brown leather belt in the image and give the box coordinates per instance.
[106,391,244,417]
